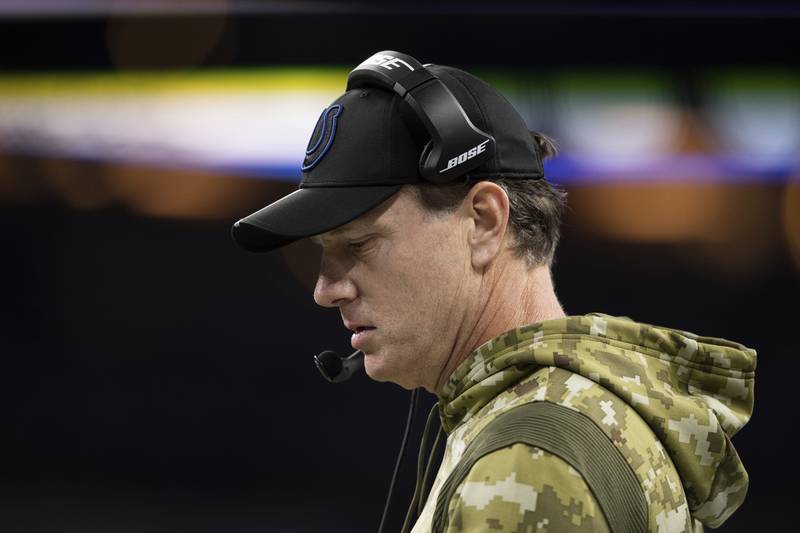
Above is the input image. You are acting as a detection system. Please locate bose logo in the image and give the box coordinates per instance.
[439,139,491,173]
[361,53,415,72]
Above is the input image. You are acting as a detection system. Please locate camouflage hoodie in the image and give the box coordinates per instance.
[410,313,756,533]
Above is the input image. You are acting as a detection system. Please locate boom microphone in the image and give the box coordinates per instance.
[314,349,365,383]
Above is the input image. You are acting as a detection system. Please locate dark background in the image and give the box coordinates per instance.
[1,3,797,532]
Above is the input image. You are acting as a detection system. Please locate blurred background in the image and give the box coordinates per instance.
[0,1,797,531]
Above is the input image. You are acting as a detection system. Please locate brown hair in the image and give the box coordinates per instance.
[410,132,567,268]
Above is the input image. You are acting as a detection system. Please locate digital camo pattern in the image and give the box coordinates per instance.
[410,313,756,533]
[450,443,611,532]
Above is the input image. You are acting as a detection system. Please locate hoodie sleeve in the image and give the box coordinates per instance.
[443,443,611,533]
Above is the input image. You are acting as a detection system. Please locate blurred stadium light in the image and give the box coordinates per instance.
[703,70,800,174]
[0,70,344,176]
[0,65,798,258]
[2,0,800,17]
[1,68,798,184]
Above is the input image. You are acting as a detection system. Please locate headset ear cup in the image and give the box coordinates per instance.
[418,140,435,182]
[418,140,455,185]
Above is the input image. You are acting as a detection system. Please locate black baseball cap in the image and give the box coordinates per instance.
[231,54,545,252]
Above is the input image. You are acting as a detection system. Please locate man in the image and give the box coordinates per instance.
[232,51,756,532]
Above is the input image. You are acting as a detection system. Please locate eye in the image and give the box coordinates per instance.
[348,237,372,252]
[349,238,368,250]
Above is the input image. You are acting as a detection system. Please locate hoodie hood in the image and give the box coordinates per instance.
[436,313,756,528]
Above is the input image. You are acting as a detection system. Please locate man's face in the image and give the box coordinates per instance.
[311,187,472,392]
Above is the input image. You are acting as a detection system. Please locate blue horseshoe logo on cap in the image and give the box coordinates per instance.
[302,104,343,172]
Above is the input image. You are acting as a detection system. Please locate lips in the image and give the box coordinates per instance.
[343,319,375,333]
[351,327,375,350]
[350,328,375,352]
[343,318,376,350]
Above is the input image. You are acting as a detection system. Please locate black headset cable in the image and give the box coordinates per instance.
[401,401,443,533]
[418,422,443,516]
[377,388,420,533]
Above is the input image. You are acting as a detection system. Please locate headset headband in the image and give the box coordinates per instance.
[346,50,496,184]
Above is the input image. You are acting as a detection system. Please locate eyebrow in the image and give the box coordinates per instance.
[310,226,360,245]
[310,221,387,245]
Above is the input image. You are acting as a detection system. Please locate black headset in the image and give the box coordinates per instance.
[346,50,496,185]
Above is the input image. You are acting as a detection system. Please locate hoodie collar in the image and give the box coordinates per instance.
[437,323,545,434]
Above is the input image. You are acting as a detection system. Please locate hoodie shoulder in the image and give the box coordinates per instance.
[443,442,611,533]
[434,313,754,530]
[480,366,698,533]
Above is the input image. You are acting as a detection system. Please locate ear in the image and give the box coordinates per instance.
[463,181,510,270]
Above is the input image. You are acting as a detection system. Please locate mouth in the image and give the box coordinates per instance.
[343,318,375,334]
[351,326,376,350]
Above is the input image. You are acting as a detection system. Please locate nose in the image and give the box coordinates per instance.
[313,253,357,308]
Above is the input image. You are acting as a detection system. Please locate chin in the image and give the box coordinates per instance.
[363,352,391,381]
[363,351,412,389]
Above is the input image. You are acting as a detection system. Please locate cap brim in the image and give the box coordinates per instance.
[231,185,403,252]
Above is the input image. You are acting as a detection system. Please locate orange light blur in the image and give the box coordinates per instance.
[567,182,780,277]
[783,181,800,273]
[107,1,230,70]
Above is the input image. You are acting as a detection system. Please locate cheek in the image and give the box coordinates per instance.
[383,228,466,332]
[361,225,468,385]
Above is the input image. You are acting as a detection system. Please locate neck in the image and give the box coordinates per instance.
[432,259,565,396]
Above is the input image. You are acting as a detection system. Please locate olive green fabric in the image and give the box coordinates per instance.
[432,401,648,533]
[409,313,756,533]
